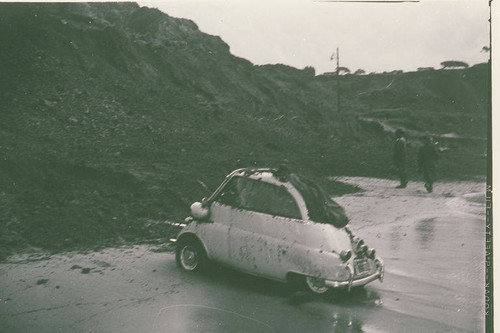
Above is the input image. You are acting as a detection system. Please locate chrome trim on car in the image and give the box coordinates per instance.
[347,265,354,291]
[166,221,188,228]
[375,257,384,282]
[324,258,384,289]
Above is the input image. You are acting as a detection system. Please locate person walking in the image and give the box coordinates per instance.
[393,129,407,188]
[418,137,439,193]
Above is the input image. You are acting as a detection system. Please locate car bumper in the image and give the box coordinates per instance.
[324,257,384,290]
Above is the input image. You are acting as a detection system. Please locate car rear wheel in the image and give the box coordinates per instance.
[176,238,206,272]
[305,276,330,295]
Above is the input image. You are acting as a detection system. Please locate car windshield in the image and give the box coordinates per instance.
[288,173,349,228]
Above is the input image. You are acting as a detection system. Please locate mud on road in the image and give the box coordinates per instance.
[0,177,486,332]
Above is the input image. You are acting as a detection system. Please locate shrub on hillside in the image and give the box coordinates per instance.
[338,67,350,75]
[441,61,469,69]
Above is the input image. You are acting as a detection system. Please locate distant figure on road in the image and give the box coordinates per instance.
[393,129,407,188]
[418,137,439,193]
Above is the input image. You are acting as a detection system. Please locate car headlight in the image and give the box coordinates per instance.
[331,265,351,281]
[190,202,209,219]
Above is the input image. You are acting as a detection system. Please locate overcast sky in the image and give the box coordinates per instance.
[138,0,490,74]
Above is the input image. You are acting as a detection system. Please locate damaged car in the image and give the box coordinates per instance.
[173,167,384,295]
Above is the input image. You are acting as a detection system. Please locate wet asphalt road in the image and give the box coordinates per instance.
[0,177,486,332]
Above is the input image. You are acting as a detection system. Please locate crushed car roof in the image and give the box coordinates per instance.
[228,167,349,228]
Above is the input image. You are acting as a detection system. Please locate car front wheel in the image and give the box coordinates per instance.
[176,238,206,272]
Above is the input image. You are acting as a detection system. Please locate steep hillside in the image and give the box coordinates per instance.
[0,3,489,258]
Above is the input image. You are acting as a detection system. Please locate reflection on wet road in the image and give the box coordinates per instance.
[0,177,485,332]
[151,303,278,332]
[149,264,386,333]
[335,177,485,332]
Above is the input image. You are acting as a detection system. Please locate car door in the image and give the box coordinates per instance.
[201,177,244,264]
[228,177,303,279]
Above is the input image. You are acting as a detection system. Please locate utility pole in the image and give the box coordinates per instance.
[330,48,341,113]
[336,47,341,113]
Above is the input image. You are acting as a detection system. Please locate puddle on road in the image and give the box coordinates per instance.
[333,177,486,332]
[177,261,385,332]
[328,312,364,333]
[362,214,484,332]
[287,287,384,333]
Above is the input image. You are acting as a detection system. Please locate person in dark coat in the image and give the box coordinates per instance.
[418,137,439,193]
[393,129,407,188]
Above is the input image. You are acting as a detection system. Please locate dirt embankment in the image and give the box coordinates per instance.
[0,3,488,260]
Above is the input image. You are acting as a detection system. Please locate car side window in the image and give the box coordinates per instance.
[214,176,301,219]
[239,178,301,219]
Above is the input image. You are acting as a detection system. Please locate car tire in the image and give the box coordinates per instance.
[304,276,330,295]
[175,237,207,272]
